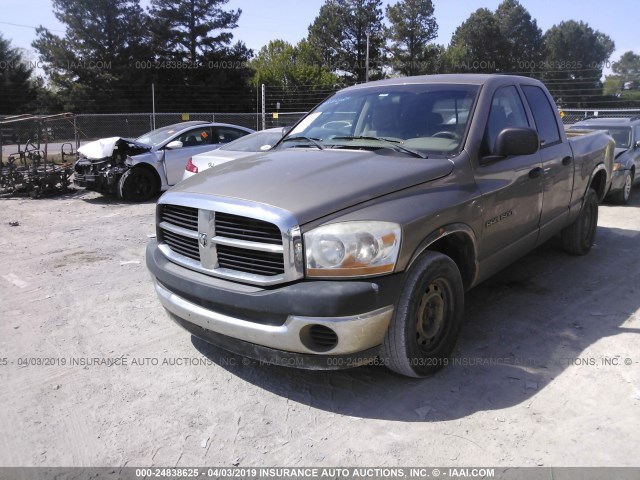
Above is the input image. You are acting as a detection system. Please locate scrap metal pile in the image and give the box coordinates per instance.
[0,145,74,198]
[0,114,76,198]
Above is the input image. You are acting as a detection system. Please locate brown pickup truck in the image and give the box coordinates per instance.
[146,74,614,378]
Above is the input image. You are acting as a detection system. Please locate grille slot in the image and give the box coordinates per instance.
[216,244,285,276]
[160,204,198,231]
[215,212,282,245]
[160,229,200,261]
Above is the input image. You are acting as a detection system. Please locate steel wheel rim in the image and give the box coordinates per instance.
[624,174,631,201]
[416,280,447,351]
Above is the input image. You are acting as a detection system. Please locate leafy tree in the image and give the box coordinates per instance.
[494,0,543,71]
[604,51,640,95]
[446,8,503,73]
[0,34,37,114]
[385,0,438,76]
[445,1,542,73]
[33,0,152,112]
[251,40,338,88]
[308,0,385,82]
[542,21,614,107]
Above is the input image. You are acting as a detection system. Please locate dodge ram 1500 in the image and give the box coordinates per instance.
[146,74,614,377]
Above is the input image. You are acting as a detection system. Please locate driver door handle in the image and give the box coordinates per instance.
[529,167,543,179]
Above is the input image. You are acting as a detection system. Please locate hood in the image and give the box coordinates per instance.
[614,147,629,160]
[78,137,151,160]
[171,148,454,224]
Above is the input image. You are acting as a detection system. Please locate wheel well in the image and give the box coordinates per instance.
[590,169,607,201]
[424,232,476,290]
[129,163,161,191]
[631,166,635,180]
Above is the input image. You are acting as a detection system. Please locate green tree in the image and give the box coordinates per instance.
[446,8,504,73]
[251,39,338,88]
[148,0,240,65]
[542,21,615,107]
[308,0,385,82]
[385,0,438,76]
[604,51,640,95]
[494,0,543,71]
[0,34,37,114]
[33,0,152,112]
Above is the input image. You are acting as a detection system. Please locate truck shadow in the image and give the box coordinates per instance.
[193,208,640,422]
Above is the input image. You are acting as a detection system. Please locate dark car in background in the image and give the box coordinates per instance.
[569,117,640,204]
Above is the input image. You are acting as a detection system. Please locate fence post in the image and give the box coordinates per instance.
[261,84,266,131]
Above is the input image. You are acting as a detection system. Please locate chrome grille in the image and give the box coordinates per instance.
[216,244,285,276]
[160,204,198,231]
[215,212,282,244]
[156,195,303,286]
[160,230,200,261]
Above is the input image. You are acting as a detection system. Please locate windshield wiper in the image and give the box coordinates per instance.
[331,135,427,159]
[280,135,324,150]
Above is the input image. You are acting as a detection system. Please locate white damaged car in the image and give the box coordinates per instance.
[73,121,253,201]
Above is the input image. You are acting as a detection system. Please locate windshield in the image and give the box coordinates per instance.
[220,130,282,152]
[136,124,188,147]
[282,83,479,155]
[571,125,631,149]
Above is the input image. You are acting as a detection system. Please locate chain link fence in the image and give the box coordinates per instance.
[560,108,640,125]
[1,112,307,162]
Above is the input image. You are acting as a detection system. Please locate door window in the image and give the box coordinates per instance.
[212,127,248,144]
[522,86,561,147]
[483,86,529,155]
[177,127,213,147]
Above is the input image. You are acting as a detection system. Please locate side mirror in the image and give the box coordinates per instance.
[634,140,640,149]
[281,126,292,136]
[166,140,183,150]
[482,127,540,164]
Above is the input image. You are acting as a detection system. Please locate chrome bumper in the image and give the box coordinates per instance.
[155,280,394,355]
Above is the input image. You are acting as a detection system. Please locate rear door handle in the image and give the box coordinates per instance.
[562,156,572,166]
[529,167,543,179]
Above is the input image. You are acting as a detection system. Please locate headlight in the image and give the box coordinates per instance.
[613,162,622,172]
[304,221,401,278]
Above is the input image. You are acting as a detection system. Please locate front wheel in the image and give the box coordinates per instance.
[561,188,599,255]
[382,251,464,378]
[117,167,158,202]
[611,171,632,204]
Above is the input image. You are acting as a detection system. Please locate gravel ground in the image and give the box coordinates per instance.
[0,188,639,467]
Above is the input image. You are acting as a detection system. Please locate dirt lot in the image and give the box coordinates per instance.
[1,189,639,467]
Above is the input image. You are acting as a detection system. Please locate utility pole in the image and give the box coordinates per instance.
[261,84,266,131]
[151,83,156,130]
[365,32,370,83]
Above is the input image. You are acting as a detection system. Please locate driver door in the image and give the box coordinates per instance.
[163,127,215,185]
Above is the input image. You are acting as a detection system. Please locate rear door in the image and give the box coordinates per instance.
[164,127,216,185]
[521,85,573,233]
[474,85,544,263]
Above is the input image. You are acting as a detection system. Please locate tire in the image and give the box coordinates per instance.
[611,171,632,205]
[561,188,599,255]
[382,251,464,378]
[117,167,158,202]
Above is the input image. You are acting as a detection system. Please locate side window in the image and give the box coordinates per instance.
[212,127,247,144]
[483,86,529,155]
[177,127,212,146]
[522,86,561,147]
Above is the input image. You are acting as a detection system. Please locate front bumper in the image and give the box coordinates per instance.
[146,241,402,367]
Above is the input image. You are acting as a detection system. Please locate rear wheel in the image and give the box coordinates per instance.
[382,251,464,378]
[561,188,599,255]
[117,167,158,202]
